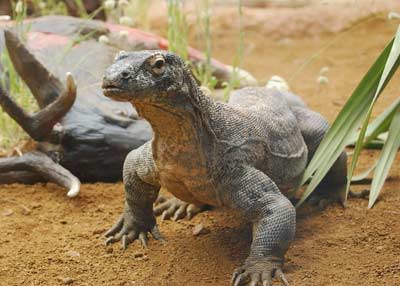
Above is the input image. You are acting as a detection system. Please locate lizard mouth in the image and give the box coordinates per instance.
[102,85,129,101]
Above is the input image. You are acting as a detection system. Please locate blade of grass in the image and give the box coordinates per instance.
[347,25,400,201]
[368,105,400,208]
[351,160,377,182]
[296,26,400,208]
[347,97,400,146]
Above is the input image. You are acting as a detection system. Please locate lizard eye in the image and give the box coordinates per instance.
[150,55,165,76]
[121,71,130,79]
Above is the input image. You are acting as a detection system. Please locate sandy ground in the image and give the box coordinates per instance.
[1,5,400,286]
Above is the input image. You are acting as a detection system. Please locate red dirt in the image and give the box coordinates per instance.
[1,8,400,286]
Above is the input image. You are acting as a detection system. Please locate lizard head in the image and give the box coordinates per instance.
[102,50,198,107]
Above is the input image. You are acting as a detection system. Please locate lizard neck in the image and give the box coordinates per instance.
[133,81,217,167]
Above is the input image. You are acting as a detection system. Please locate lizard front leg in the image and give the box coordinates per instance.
[105,143,163,249]
[220,166,295,286]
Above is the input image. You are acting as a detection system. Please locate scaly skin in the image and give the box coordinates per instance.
[102,50,347,286]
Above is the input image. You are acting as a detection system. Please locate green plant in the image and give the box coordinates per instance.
[0,1,37,149]
[31,0,68,16]
[12,0,30,41]
[167,0,188,62]
[0,49,37,149]
[222,0,244,101]
[191,0,217,90]
[296,25,400,209]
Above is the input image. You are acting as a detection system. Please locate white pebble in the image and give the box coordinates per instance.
[119,16,134,26]
[319,66,330,75]
[98,35,110,44]
[317,75,329,85]
[104,0,116,10]
[266,75,290,92]
[388,12,400,20]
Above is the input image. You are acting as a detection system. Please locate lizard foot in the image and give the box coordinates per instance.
[348,189,370,199]
[105,209,163,250]
[308,184,346,210]
[154,196,204,221]
[232,256,289,286]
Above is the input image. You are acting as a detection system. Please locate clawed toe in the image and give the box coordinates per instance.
[154,197,204,221]
[231,257,289,286]
[103,209,162,250]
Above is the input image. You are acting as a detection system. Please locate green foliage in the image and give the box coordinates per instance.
[167,0,188,61]
[12,0,30,41]
[31,0,68,16]
[0,50,37,149]
[222,0,244,100]
[296,25,400,208]
[368,105,400,207]
[191,0,217,90]
[0,1,37,149]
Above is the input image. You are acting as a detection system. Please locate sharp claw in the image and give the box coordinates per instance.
[249,273,261,286]
[150,225,164,241]
[122,234,128,250]
[138,232,148,248]
[231,268,244,285]
[161,210,168,221]
[155,195,167,205]
[104,215,123,237]
[249,274,261,286]
[173,205,186,221]
[105,236,116,245]
[276,269,289,286]
[261,272,272,286]
[231,270,240,285]
[234,273,248,286]
[186,204,202,220]
[262,280,272,286]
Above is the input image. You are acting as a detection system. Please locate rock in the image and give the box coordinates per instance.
[31,203,42,209]
[134,252,144,258]
[21,206,31,215]
[66,250,80,257]
[2,209,13,216]
[59,277,73,285]
[92,228,106,235]
[192,224,210,236]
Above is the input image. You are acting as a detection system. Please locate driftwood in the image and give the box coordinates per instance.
[0,16,256,197]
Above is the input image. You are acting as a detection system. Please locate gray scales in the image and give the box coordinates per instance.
[102,51,347,286]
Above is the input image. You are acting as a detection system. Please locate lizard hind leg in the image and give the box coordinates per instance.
[154,194,206,221]
[291,106,348,209]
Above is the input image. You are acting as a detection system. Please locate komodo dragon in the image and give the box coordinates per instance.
[102,50,347,285]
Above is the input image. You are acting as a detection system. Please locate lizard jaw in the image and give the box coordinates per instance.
[102,86,129,102]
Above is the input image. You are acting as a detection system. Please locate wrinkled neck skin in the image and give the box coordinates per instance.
[132,77,216,171]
